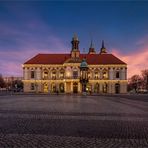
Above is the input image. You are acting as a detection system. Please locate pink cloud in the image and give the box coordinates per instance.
[0,17,70,77]
[0,37,69,77]
[112,48,148,78]
[0,47,69,76]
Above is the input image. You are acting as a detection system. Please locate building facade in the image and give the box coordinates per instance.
[23,35,127,94]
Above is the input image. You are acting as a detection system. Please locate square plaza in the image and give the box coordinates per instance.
[0,94,148,148]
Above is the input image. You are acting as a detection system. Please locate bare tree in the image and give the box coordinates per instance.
[141,69,148,90]
[128,74,142,92]
[0,74,5,88]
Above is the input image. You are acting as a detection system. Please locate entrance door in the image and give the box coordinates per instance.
[115,83,120,94]
[73,82,78,93]
[66,82,71,93]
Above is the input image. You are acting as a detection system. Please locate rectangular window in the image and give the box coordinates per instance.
[116,72,120,78]
[31,71,35,79]
[73,71,78,79]
[31,83,35,90]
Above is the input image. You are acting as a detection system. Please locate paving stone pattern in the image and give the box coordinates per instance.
[0,94,148,147]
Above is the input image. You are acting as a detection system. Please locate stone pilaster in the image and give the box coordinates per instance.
[24,67,28,80]
[71,82,73,93]
[36,67,41,80]
[109,68,113,80]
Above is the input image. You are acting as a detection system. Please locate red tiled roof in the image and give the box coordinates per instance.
[24,53,126,65]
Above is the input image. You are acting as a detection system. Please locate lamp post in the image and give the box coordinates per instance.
[80,58,89,95]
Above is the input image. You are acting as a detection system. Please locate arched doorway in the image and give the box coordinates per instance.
[59,83,64,93]
[115,83,120,94]
[51,83,56,93]
[86,83,92,93]
[73,82,78,93]
[43,82,48,93]
[94,83,99,93]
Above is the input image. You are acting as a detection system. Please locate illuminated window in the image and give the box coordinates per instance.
[95,72,98,79]
[103,71,108,79]
[52,71,56,79]
[43,71,48,79]
[66,67,71,78]
[66,71,71,78]
[60,72,64,79]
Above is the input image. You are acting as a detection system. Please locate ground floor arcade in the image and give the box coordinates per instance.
[23,80,127,94]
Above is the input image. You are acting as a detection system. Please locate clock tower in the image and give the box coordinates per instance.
[71,34,80,58]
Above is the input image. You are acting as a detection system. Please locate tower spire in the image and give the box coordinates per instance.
[88,39,96,54]
[102,40,105,49]
[90,39,93,48]
[100,40,107,54]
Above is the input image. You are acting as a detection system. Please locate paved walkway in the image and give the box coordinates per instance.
[0,94,148,147]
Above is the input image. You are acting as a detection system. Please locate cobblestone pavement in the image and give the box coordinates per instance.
[0,94,148,147]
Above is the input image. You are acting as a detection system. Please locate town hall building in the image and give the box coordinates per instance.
[22,35,127,94]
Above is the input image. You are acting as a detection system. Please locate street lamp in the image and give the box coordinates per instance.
[80,58,89,95]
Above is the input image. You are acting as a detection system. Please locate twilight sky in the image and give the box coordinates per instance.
[0,1,148,78]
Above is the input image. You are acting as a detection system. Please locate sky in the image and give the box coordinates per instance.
[0,0,148,78]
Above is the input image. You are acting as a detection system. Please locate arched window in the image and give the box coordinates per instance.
[51,71,56,79]
[102,71,108,79]
[43,71,48,80]
[59,70,65,79]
